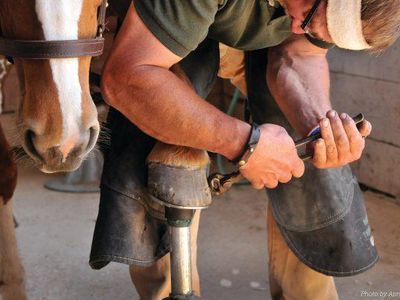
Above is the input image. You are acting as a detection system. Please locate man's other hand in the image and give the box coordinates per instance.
[239,124,305,189]
[312,110,372,169]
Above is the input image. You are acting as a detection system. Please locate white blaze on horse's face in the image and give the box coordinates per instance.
[35,0,84,162]
[17,0,100,172]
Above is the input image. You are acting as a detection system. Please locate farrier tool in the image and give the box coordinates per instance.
[208,113,365,195]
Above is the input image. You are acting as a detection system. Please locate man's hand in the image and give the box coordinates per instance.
[312,110,372,168]
[239,124,305,189]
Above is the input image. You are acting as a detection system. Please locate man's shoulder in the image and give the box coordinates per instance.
[134,0,220,57]
[210,0,292,50]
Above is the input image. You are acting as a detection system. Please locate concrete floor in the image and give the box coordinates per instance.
[11,166,400,300]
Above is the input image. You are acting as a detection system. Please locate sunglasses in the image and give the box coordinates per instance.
[300,0,323,35]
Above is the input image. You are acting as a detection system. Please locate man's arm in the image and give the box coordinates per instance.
[267,35,372,168]
[102,3,249,160]
[102,3,305,189]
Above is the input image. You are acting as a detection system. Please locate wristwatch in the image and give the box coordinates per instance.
[232,123,261,167]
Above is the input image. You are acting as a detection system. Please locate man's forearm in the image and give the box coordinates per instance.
[267,38,331,137]
[102,64,250,160]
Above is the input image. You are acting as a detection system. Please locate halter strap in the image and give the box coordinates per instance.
[0,0,108,59]
[0,37,104,59]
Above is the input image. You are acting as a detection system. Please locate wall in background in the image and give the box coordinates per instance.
[328,41,400,198]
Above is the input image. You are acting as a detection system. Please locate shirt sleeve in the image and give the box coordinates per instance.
[134,0,219,57]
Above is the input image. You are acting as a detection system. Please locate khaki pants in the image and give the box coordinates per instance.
[129,202,338,300]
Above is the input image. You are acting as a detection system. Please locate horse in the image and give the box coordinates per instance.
[0,1,106,298]
[0,1,204,298]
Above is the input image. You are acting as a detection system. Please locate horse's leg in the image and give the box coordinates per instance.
[146,142,209,169]
[0,199,27,300]
[0,122,26,300]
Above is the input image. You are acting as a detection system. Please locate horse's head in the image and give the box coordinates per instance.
[0,0,103,173]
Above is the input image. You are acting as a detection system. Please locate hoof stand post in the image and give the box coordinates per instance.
[147,143,210,300]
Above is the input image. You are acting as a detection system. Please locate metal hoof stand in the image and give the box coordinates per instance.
[147,162,211,300]
[164,208,201,300]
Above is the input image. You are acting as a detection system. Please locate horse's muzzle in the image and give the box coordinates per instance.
[23,123,99,173]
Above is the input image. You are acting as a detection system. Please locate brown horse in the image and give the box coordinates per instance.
[0,0,102,173]
[0,1,201,298]
[0,1,104,299]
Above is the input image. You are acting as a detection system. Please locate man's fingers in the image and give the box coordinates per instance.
[264,172,279,189]
[330,112,351,162]
[319,115,338,162]
[312,139,327,168]
[291,158,305,178]
[250,172,286,189]
[277,171,292,184]
[358,120,372,138]
[251,180,265,190]
[341,113,365,158]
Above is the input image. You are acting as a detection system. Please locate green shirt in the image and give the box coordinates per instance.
[134,0,293,57]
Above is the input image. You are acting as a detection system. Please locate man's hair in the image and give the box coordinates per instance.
[361,0,400,52]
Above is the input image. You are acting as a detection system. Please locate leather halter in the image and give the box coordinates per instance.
[0,0,108,60]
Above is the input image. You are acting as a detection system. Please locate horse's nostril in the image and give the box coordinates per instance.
[24,130,43,162]
[84,125,99,154]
